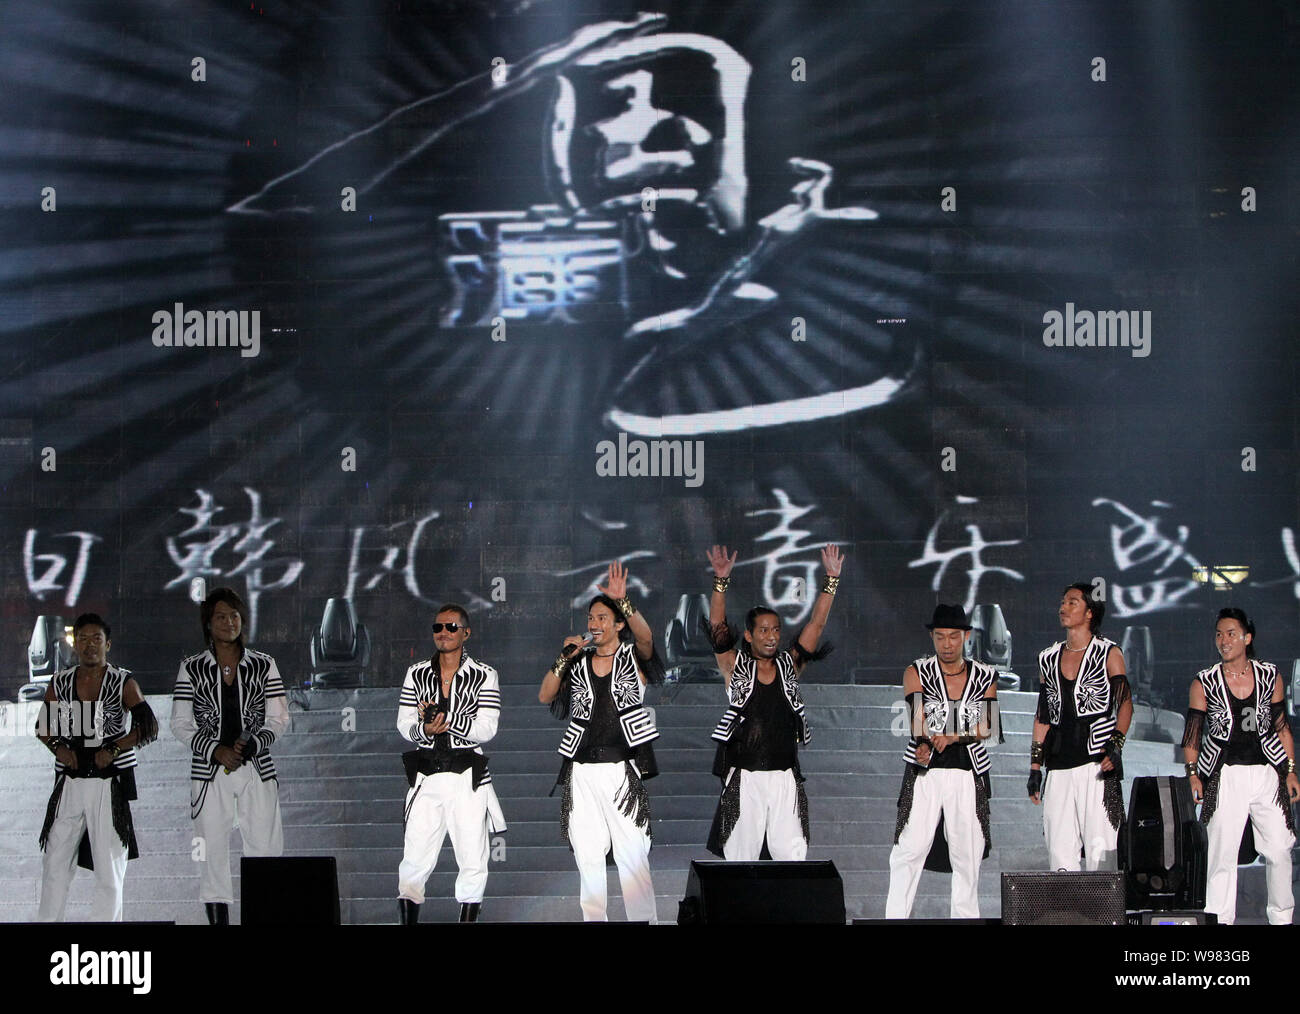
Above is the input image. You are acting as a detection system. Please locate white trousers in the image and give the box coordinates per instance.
[569,761,656,922]
[398,769,491,905]
[721,769,808,861]
[885,768,983,918]
[38,777,128,922]
[1043,762,1118,871]
[1205,764,1295,926]
[192,765,284,904]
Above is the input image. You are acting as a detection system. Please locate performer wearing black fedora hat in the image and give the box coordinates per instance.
[885,604,999,918]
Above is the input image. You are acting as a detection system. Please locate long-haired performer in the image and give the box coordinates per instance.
[539,561,663,922]
[1184,607,1298,924]
[702,544,841,861]
[1028,583,1132,870]
[885,604,999,919]
[170,588,290,924]
[396,603,506,924]
[36,612,158,921]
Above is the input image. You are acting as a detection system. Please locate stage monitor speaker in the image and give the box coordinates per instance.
[1001,871,1125,925]
[241,856,340,926]
[678,860,845,924]
[1119,775,1207,911]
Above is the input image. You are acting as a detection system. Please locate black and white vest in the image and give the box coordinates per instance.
[903,656,996,776]
[1038,636,1120,756]
[558,641,658,759]
[173,649,285,782]
[399,653,500,760]
[711,650,811,746]
[1194,660,1287,778]
[48,665,137,773]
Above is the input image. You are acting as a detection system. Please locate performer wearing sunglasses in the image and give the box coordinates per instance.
[396,604,505,923]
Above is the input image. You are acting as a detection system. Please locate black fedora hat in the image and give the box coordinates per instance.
[925,604,972,631]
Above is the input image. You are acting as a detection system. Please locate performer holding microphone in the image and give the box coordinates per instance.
[539,561,662,922]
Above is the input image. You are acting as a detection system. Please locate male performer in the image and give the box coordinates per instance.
[1184,608,1298,924]
[36,613,157,921]
[1028,583,1132,870]
[539,561,662,922]
[396,604,506,924]
[886,604,998,918]
[702,543,842,860]
[170,588,290,924]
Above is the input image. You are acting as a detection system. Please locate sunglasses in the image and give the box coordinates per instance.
[431,623,465,633]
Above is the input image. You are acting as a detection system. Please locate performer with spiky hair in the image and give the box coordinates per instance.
[1184,607,1298,925]
[539,561,663,922]
[36,612,158,922]
[170,587,289,925]
[1028,583,1132,871]
[702,544,842,861]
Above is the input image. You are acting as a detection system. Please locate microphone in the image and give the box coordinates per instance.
[562,632,595,657]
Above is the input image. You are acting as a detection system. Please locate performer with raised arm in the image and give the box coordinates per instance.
[395,603,506,924]
[36,613,158,922]
[538,561,662,922]
[1027,583,1133,870]
[170,588,290,925]
[702,543,842,861]
[1183,607,1298,925]
[885,604,998,919]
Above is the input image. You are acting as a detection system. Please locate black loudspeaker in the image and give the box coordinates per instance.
[1001,872,1125,925]
[678,861,845,924]
[1118,775,1207,911]
[241,857,341,926]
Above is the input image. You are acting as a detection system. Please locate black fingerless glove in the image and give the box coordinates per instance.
[1027,768,1042,798]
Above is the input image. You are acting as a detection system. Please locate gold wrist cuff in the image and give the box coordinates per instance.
[712,576,731,594]
[820,575,840,595]
[616,596,636,618]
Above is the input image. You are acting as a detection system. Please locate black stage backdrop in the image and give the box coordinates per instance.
[1,0,1297,704]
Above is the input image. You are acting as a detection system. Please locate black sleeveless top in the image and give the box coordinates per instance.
[1048,677,1095,770]
[1223,688,1267,766]
[575,670,633,762]
[927,696,974,771]
[730,675,799,771]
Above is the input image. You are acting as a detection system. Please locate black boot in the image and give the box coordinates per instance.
[459,902,481,923]
[205,902,229,925]
[398,899,420,925]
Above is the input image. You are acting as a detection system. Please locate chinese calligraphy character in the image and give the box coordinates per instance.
[24,529,101,608]
[555,551,655,610]
[1092,498,1202,618]
[908,497,1024,615]
[344,512,441,606]
[1249,526,1300,601]
[165,488,303,640]
[737,488,845,624]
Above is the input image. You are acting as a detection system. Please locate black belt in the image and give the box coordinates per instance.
[574,746,635,764]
